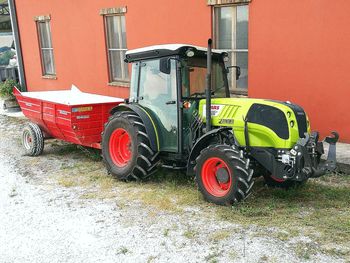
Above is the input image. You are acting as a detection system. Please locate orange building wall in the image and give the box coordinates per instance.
[15,0,211,98]
[248,0,350,142]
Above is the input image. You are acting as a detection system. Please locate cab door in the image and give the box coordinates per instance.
[137,59,178,152]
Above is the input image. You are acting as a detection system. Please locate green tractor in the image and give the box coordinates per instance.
[101,40,338,205]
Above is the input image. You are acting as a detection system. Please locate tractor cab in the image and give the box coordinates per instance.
[124,44,231,157]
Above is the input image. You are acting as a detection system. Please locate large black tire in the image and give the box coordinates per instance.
[101,111,159,181]
[22,122,44,156]
[263,174,307,189]
[195,144,254,205]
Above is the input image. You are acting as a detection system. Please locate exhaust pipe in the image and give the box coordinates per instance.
[206,39,212,132]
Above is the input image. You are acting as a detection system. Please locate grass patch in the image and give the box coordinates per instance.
[49,141,102,161]
[209,230,231,243]
[163,228,170,237]
[205,250,222,263]
[58,176,77,187]
[274,230,299,241]
[80,192,98,199]
[293,241,317,260]
[116,246,129,255]
[317,172,350,185]
[55,161,119,200]
[79,191,117,200]
[183,228,198,239]
[118,169,202,212]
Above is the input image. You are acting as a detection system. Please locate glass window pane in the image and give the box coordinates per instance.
[106,16,120,49]
[42,49,55,75]
[38,21,52,48]
[236,5,249,49]
[121,50,129,79]
[120,16,127,49]
[108,50,129,81]
[236,52,248,90]
[215,6,233,49]
[109,50,122,81]
[226,51,248,91]
[130,63,139,99]
[226,51,235,90]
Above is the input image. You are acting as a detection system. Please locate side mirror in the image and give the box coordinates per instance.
[159,58,171,74]
[227,65,241,80]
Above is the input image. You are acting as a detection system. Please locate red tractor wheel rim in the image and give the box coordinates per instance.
[201,157,232,197]
[109,128,132,167]
[271,175,285,182]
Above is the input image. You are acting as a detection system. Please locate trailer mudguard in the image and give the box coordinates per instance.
[186,127,232,175]
[110,104,159,152]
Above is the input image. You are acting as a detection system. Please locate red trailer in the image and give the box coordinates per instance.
[13,86,123,155]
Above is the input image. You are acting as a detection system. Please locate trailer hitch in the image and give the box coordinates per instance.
[312,131,339,177]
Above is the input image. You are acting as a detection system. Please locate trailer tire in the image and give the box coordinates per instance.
[263,174,307,189]
[101,111,159,181]
[195,144,254,205]
[22,122,44,156]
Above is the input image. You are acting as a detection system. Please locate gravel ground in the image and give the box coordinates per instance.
[0,113,346,263]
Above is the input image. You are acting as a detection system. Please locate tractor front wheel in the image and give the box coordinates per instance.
[195,145,254,205]
[101,111,159,181]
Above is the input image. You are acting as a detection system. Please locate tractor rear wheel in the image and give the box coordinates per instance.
[263,174,307,189]
[101,111,159,181]
[22,122,44,156]
[195,144,254,205]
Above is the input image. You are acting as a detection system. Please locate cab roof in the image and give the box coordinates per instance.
[124,44,227,63]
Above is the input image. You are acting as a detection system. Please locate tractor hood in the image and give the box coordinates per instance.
[198,98,311,149]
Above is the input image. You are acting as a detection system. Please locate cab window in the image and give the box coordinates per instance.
[181,57,227,99]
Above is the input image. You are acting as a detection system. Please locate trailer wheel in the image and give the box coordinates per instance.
[263,174,307,189]
[195,144,254,205]
[22,122,44,156]
[101,111,159,181]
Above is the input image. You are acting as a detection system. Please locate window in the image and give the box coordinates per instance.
[214,5,249,94]
[181,57,227,98]
[104,15,129,83]
[36,20,55,76]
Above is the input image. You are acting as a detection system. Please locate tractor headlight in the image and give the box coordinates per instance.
[186,48,195,57]
[290,120,295,127]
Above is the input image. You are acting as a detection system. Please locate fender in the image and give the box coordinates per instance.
[186,127,232,175]
[110,104,159,152]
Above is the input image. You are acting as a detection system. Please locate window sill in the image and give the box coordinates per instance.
[42,75,57,80]
[230,90,248,97]
[207,0,251,5]
[108,81,130,87]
